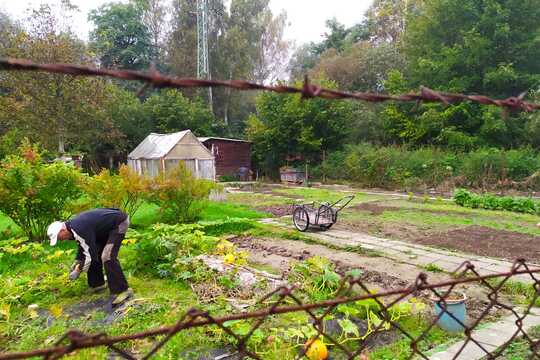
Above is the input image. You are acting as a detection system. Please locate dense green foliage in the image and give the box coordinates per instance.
[0,142,83,240]
[0,0,287,168]
[143,89,223,135]
[319,144,540,190]
[89,2,153,70]
[454,189,540,214]
[247,79,354,177]
[2,0,540,187]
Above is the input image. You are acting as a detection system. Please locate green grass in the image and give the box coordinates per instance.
[423,263,445,273]
[0,211,20,238]
[227,192,295,207]
[129,200,268,229]
[495,325,540,359]
[200,201,268,221]
[369,315,463,359]
[273,187,387,204]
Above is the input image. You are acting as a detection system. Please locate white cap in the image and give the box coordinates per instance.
[47,221,64,246]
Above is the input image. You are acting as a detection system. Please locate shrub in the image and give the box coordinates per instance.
[0,141,83,241]
[84,165,149,218]
[148,162,216,223]
[320,144,540,191]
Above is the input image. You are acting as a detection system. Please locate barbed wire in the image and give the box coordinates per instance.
[1,57,539,112]
[1,259,540,359]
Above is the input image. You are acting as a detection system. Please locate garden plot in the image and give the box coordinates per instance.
[228,185,540,264]
[2,185,540,359]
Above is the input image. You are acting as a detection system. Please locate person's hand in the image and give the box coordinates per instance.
[69,269,80,280]
[68,261,81,280]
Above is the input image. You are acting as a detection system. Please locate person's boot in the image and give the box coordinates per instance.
[112,288,133,306]
[89,283,107,293]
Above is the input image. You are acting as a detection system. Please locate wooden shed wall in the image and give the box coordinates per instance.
[166,132,214,160]
[202,139,251,176]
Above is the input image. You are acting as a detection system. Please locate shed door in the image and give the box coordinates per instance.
[198,159,215,180]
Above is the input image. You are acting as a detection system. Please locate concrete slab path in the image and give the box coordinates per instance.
[429,310,540,359]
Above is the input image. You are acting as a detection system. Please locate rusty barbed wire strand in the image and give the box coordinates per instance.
[1,57,540,112]
[1,259,540,360]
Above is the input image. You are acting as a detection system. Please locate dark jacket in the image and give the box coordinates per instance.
[66,208,127,272]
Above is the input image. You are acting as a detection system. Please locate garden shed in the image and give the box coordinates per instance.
[127,130,215,180]
[198,137,252,179]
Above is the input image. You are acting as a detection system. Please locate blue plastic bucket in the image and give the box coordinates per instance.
[432,292,467,332]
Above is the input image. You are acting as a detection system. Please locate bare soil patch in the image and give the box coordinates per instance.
[231,237,509,322]
[230,236,443,290]
[414,225,540,263]
[351,201,468,216]
[335,219,435,243]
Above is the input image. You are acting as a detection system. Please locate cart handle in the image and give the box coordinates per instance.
[329,195,355,213]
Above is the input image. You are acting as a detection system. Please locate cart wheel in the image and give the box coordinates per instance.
[293,207,310,232]
[318,204,335,222]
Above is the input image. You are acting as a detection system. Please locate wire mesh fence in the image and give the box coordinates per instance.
[1,259,540,360]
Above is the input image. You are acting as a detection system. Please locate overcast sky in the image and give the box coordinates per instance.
[0,0,372,45]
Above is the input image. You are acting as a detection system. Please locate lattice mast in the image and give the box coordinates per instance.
[196,0,213,110]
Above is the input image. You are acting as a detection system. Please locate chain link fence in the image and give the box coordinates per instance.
[1,259,539,359]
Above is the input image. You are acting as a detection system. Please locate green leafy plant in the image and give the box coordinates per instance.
[423,264,444,273]
[0,141,83,241]
[126,223,220,277]
[453,189,540,214]
[288,257,342,302]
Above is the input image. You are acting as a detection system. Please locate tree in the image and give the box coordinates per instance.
[313,18,351,54]
[288,43,320,80]
[143,89,223,136]
[388,0,540,148]
[139,0,169,63]
[405,0,540,97]
[246,78,354,177]
[89,1,153,70]
[0,4,126,162]
[166,0,289,134]
[364,0,423,44]
[311,41,406,91]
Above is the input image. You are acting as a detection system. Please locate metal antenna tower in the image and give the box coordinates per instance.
[196,0,213,110]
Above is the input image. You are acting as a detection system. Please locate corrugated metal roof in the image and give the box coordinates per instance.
[198,137,251,143]
[128,130,190,159]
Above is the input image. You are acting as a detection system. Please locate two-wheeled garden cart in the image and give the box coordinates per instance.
[292,195,355,231]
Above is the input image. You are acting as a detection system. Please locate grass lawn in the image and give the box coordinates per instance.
[131,200,268,228]
[0,211,19,237]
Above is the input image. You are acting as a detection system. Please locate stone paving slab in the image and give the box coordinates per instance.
[429,313,540,359]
